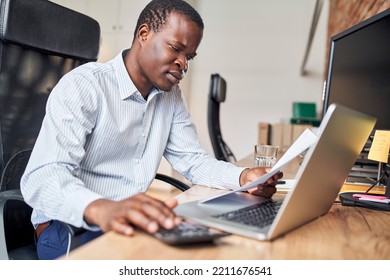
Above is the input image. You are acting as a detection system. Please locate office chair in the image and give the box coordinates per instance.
[0,189,37,259]
[0,0,100,171]
[0,0,100,260]
[0,0,188,260]
[207,74,236,162]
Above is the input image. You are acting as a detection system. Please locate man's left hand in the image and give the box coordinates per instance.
[239,167,283,198]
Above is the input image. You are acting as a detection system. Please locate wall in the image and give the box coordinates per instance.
[190,0,329,159]
[328,0,390,39]
[325,0,390,75]
[50,0,329,161]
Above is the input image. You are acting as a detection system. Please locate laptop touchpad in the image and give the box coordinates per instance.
[201,192,268,211]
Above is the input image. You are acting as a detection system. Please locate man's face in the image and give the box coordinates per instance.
[137,12,203,92]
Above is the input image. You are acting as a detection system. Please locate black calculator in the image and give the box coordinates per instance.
[154,220,231,245]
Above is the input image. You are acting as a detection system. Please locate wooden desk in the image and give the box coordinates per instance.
[64,180,390,260]
[61,154,390,260]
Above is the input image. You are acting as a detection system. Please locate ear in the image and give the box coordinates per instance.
[136,24,150,45]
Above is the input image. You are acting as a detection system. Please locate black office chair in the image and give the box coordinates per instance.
[0,0,101,171]
[0,0,101,260]
[207,74,236,162]
[0,189,37,259]
[0,0,188,260]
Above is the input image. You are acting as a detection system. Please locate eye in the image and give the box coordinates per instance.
[169,44,194,61]
[169,44,180,53]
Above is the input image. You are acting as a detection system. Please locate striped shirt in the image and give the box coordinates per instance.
[21,50,244,229]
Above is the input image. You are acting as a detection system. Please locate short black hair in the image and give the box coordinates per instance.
[133,0,204,39]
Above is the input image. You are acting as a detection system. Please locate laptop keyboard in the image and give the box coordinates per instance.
[212,200,283,229]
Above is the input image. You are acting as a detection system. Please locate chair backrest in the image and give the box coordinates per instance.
[207,73,236,162]
[0,0,100,174]
[0,0,100,260]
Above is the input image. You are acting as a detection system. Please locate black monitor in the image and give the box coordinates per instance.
[322,8,390,186]
[322,8,390,132]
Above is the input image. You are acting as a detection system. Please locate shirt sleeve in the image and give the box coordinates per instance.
[163,88,246,189]
[20,72,103,229]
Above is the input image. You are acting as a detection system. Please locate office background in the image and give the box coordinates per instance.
[50,0,389,177]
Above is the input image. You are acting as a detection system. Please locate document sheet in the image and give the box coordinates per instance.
[201,128,318,203]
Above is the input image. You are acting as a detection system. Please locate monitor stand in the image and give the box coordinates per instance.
[345,138,380,186]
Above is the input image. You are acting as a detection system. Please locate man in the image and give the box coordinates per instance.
[21,0,281,260]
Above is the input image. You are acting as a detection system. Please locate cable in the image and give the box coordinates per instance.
[66,232,72,258]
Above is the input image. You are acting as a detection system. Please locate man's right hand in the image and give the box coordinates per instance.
[83,194,181,236]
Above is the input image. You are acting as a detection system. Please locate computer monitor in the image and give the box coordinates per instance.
[322,8,390,131]
[322,8,390,185]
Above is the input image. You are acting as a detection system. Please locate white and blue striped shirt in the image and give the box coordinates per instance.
[21,50,244,229]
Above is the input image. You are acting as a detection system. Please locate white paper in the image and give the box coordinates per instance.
[200,128,317,204]
[270,128,318,172]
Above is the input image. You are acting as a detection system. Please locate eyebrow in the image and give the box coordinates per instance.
[174,41,198,58]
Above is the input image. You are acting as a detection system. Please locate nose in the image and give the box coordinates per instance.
[177,55,189,73]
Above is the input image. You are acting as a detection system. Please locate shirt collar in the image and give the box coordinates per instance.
[113,49,164,101]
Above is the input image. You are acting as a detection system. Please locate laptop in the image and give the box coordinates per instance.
[175,104,376,240]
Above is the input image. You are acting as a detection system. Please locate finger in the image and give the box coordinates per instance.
[125,208,159,233]
[267,173,283,185]
[274,171,283,180]
[164,198,178,209]
[250,188,275,198]
[249,187,271,197]
[135,194,177,219]
[110,219,135,236]
[259,183,277,193]
[265,185,277,196]
[250,184,277,197]
[138,202,176,229]
[266,178,275,185]
[164,199,182,225]
[121,195,178,231]
[127,197,179,230]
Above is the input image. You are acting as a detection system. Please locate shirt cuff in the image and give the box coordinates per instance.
[222,165,248,189]
[67,187,104,230]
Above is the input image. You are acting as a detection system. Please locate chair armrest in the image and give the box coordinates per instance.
[0,190,23,259]
[0,189,85,243]
[0,189,34,259]
[0,189,24,202]
[155,173,190,192]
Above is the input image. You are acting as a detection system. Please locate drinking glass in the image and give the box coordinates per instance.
[254,144,279,169]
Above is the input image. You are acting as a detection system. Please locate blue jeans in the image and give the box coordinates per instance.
[36,220,102,260]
